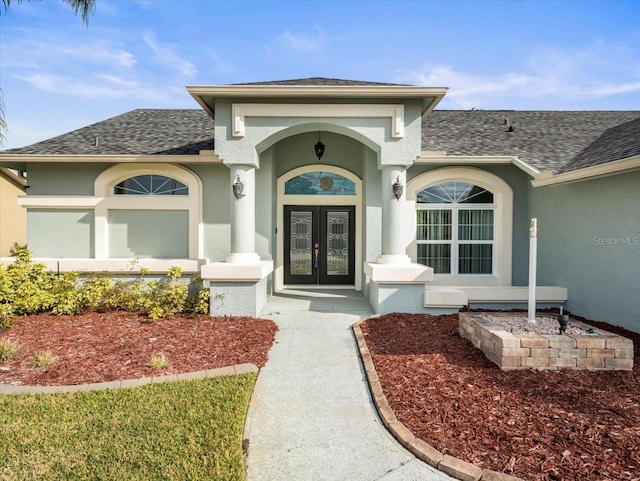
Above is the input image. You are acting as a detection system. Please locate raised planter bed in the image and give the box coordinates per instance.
[459,312,634,370]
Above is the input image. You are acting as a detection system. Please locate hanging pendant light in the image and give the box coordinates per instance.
[314,132,325,160]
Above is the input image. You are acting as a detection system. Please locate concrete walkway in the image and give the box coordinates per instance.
[245,289,455,481]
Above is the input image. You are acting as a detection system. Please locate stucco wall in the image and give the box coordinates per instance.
[27,209,94,257]
[108,210,188,258]
[0,174,26,256]
[27,163,111,195]
[531,170,640,332]
[188,163,231,261]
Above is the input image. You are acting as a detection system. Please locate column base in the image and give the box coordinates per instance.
[375,254,411,265]
[364,262,434,315]
[201,260,273,317]
[364,262,433,283]
[225,252,262,264]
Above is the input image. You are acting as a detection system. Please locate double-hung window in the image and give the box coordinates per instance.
[416,182,495,275]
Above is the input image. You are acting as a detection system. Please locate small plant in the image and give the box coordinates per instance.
[148,353,170,370]
[0,338,20,362]
[31,351,58,369]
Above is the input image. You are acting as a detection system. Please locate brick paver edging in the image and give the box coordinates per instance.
[353,321,524,481]
[0,363,259,395]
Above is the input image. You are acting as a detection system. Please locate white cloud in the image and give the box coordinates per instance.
[394,40,640,109]
[142,32,197,77]
[16,72,190,105]
[275,29,324,53]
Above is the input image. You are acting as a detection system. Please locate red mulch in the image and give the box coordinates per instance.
[360,313,640,481]
[0,311,277,386]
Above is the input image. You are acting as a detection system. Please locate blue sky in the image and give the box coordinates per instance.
[1,0,639,149]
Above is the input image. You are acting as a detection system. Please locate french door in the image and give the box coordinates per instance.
[284,205,355,285]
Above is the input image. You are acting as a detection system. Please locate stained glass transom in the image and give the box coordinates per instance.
[285,171,356,195]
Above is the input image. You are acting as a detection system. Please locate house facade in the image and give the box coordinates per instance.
[1,79,638,331]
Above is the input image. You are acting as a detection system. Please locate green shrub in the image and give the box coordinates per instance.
[0,250,210,321]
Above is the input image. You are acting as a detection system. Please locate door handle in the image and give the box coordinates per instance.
[314,243,319,269]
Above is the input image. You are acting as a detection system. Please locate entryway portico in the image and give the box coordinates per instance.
[191,80,447,316]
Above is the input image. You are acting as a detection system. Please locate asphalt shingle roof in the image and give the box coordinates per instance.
[422,110,640,172]
[3,109,214,156]
[4,106,639,173]
[557,117,640,173]
[232,77,408,86]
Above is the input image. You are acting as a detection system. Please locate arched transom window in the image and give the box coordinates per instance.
[114,175,188,195]
[416,182,495,275]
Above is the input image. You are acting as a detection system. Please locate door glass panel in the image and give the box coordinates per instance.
[290,211,313,275]
[326,211,349,276]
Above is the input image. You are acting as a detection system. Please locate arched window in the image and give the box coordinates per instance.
[416,181,495,274]
[114,175,188,195]
[94,164,203,260]
[408,168,513,286]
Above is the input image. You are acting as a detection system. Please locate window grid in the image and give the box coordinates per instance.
[417,203,496,275]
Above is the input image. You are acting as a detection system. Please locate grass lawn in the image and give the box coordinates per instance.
[0,375,255,481]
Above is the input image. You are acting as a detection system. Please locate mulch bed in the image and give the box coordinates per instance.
[0,311,278,386]
[360,313,640,481]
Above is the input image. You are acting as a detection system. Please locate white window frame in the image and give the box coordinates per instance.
[407,167,513,287]
[94,163,203,259]
[416,202,496,275]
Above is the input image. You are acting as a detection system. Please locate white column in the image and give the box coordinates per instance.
[377,165,410,265]
[227,164,260,264]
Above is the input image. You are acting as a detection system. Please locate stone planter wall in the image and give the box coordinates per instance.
[459,312,634,371]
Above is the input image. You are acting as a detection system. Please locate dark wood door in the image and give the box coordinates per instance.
[284,205,355,285]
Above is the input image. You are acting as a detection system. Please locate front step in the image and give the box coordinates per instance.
[425,286,568,311]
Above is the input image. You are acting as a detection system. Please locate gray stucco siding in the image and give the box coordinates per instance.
[275,131,367,179]
[213,98,424,167]
[531,170,640,332]
[27,209,94,257]
[108,210,188,258]
[186,163,231,261]
[27,163,113,195]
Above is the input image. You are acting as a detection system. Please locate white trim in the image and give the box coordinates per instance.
[93,164,203,260]
[407,167,513,286]
[276,165,363,291]
[187,84,448,97]
[531,155,640,187]
[18,196,102,208]
[231,103,405,138]
[416,153,542,178]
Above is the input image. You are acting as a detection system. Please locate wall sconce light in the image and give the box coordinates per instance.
[232,175,244,199]
[392,176,404,200]
[314,132,325,160]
